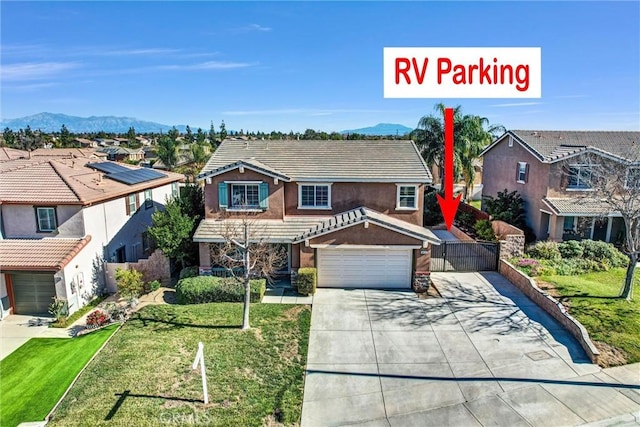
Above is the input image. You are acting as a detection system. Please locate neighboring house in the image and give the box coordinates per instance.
[0,147,28,162]
[429,158,483,200]
[194,139,440,289]
[30,147,98,158]
[481,130,640,243]
[74,137,98,148]
[97,146,145,162]
[0,156,183,317]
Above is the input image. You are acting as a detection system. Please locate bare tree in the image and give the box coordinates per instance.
[564,147,640,300]
[211,212,287,329]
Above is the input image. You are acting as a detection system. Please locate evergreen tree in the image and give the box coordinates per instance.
[219,120,228,141]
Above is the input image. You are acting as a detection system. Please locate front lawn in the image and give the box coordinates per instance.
[537,269,640,365]
[48,303,311,427]
[0,324,119,427]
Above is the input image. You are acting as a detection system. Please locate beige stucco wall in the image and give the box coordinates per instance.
[1,204,82,238]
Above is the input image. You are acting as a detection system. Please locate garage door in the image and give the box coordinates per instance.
[11,273,56,315]
[317,247,412,289]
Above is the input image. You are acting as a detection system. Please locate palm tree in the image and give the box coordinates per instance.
[413,104,504,201]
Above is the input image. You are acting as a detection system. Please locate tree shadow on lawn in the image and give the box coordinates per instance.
[134,314,240,330]
[105,390,203,420]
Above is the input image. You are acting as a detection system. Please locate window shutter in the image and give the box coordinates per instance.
[515,163,520,181]
[524,164,530,183]
[135,193,140,210]
[218,183,228,208]
[125,196,130,216]
[259,182,269,209]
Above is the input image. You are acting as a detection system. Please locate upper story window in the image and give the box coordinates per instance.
[126,193,139,216]
[144,189,153,209]
[231,184,259,208]
[171,182,179,199]
[396,185,418,210]
[567,165,592,190]
[516,162,528,183]
[36,207,57,232]
[298,184,331,209]
[625,167,640,189]
[218,182,268,210]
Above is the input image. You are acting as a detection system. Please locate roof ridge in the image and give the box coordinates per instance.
[48,159,83,203]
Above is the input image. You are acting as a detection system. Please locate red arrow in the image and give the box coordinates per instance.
[436,107,461,230]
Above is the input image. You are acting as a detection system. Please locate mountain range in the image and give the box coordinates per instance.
[340,123,413,136]
[0,113,414,136]
[0,113,188,133]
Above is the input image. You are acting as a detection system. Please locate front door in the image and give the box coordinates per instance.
[115,246,126,263]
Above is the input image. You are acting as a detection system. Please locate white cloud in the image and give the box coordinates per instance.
[0,62,79,81]
[99,48,181,56]
[489,102,543,107]
[155,61,255,71]
[248,24,271,32]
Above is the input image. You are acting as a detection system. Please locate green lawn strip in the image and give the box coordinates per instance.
[0,324,119,427]
[48,303,311,427]
[539,269,640,363]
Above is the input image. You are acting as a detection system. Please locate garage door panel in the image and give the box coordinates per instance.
[317,247,411,289]
[11,273,56,315]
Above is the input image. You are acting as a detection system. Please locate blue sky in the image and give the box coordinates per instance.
[1,1,638,132]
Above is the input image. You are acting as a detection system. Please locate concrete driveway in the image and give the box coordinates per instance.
[301,272,640,426]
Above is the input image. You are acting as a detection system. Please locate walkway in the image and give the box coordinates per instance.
[301,272,640,426]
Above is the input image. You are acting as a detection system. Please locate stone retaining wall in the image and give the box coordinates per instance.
[499,259,600,364]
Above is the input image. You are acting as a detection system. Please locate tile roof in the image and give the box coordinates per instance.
[200,139,432,183]
[542,197,617,216]
[501,130,640,163]
[0,147,28,162]
[194,207,440,245]
[0,236,91,270]
[0,156,183,205]
[292,207,440,244]
[193,217,326,243]
[30,148,98,158]
[199,158,291,182]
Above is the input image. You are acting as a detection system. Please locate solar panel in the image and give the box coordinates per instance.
[87,162,131,174]
[108,168,167,185]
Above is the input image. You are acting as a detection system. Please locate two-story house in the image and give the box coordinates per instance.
[194,140,440,290]
[481,130,640,243]
[0,155,183,317]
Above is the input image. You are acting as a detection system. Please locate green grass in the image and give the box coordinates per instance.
[468,199,482,210]
[48,303,311,427]
[51,295,108,328]
[539,268,640,364]
[0,325,119,427]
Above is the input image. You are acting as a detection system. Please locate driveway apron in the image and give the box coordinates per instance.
[301,272,640,427]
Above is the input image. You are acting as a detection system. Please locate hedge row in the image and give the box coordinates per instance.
[175,276,266,304]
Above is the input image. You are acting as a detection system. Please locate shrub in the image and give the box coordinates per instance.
[145,280,162,293]
[558,240,583,259]
[104,302,128,322]
[179,266,199,279]
[175,276,266,304]
[579,240,628,267]
[474,219,496,241]
[456,211,476,229]
[297,268,317,296]
[48,297,68,322]
[526,241,561,260]
[423,190,444,226]
[115,268,144,299]
[86,309,110,327]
